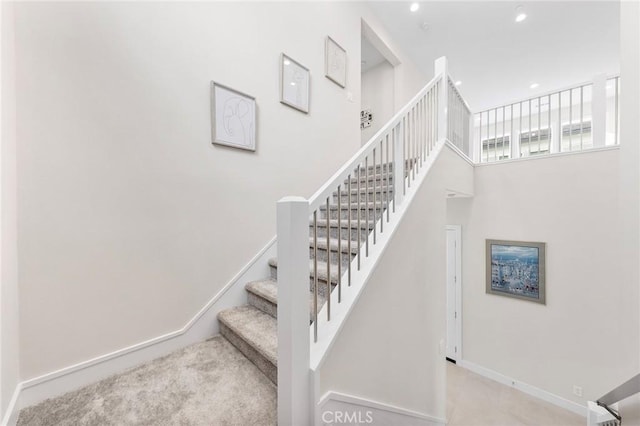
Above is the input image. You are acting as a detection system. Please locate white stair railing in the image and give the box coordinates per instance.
[588,374,640,426]
[473,74,620,163]
[276,56,469,425]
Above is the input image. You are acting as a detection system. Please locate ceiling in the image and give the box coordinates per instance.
[366,1,620,111]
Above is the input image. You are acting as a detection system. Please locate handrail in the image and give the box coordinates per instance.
[598,373,640,406]
[307,72,442,213]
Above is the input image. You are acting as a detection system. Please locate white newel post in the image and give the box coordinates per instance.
[469,112,479,163]
[435,56,449,142]
[591,73,608,148]
[277,197,311,426]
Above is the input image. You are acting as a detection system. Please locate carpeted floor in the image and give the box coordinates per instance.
[17,336,276,426]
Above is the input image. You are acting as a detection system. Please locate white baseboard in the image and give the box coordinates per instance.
[1,384,21,426]
[317,391,446,426]
[458,360,588,417]
[7,236,277,419]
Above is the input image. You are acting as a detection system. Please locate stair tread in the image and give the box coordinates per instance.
[319,202,388,210]
[245,278,327,316]
[269,257,341,283]
[309,218,376,229]
[309,237,359,254]
[218,305,277,366]
[338,185,393,193]
[245,279,278,304]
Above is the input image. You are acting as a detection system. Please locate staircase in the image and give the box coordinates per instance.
[216,166,394,385]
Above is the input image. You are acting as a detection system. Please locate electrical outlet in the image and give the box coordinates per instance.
[573,385,583,397]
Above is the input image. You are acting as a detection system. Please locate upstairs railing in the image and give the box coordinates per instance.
[447,78,472,157]
[276,57,463,425]
[473,74,620,163]
[588,373,639,426]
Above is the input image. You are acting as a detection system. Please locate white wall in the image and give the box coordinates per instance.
[361,60,394,144]
[617,1,640,419]
[1,0,20,419]
[447,148,639,406]
[318,146,473,420]
[12,1,428,382]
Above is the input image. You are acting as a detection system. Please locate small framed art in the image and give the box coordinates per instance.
[210,82,256,151]
[280,53,310,113]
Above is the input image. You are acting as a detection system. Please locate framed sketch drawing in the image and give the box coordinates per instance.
[210,82,256,151]
[325,36,346,88]
[280,53,310,113]
[486,239,546,305]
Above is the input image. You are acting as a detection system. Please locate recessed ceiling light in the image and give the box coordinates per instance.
[410,2,420,12]
[290,82,296,86]
[284,59,291,66]
[455,81,462,86]
[530,83,539,89]
[515,5,527,22]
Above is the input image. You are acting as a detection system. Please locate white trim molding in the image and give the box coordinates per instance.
[445,225,463,363]
[1,384,21,426]
[459,360,587,417]
[9,236,277,416]
[318,391,445,426]
[475,145,620,168]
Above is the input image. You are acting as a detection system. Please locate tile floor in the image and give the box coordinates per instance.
[447,362,585,426]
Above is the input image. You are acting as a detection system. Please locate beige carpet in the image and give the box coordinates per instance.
[17,336,276,426]
[447,362,584,426]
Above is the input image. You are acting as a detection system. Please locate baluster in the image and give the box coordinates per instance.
[347,174,352,287]
[337,185,341,303]
[357,165,361,270]
[313,210,318,342]
[365,156,369,257]
[325,197,330,321]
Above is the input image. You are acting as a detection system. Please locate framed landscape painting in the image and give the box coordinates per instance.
[486,239,546,304]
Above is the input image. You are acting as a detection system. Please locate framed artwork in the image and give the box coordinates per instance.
[485,239,546,304]
[280,53,310,113]
[325,36,346,88]
[210,82,256,151]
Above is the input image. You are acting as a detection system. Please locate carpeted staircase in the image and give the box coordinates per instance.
[15,165,395,425]
[217,165,394,385]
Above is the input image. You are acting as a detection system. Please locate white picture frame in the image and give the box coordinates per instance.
[280,53,310,113]
[211,81,256,151]
[325,36,347,88]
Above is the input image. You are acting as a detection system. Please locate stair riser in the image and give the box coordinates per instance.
[310,224,371,242]
[219,323,277,385]
[309,245,356,269]
[247,292,277,318]
[346,176,394,187]
[332,190,393,204]
[269,264,339,299]
[353,163,394,176]
[319,206,387,221]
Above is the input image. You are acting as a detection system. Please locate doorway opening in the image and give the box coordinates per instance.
[360,20,400,146]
